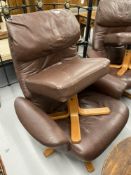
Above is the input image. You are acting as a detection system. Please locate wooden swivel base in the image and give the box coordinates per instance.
[110,49,131,76]
[43,95,110,173]
[43,148,95,173]
[49,95,110,143]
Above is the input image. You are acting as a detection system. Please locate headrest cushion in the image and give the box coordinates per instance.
[96,0,131,27]
[7,9,80,61]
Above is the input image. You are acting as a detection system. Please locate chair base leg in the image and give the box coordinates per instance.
[110,50,131,76]
[79,107,111,116]
[43,148,55,157]
[117,66,128,76]
[85,161,95,173]
[68,95,81,144]
[43,149,95,173]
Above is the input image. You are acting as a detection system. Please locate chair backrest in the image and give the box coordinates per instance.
[7,9,80,113]
[93,0,131,64]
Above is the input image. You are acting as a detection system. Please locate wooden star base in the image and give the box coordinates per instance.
[49,95,110,143]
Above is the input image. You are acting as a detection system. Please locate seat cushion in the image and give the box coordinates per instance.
[26,57,109,102]
[56,90,129,161]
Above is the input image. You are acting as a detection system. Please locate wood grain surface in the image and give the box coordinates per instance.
[102,137,131,175]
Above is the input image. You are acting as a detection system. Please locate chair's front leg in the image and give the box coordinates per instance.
[68,95,81,143]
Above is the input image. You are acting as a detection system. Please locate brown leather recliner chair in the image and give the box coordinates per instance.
[7,9,128,172]
[88,0,131,99]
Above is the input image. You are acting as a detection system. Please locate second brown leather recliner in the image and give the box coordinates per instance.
[7,9,129,172]
[88,0,131,99]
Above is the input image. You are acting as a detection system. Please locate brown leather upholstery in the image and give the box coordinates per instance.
[14,91,129,161]
[110,68,131,89]
[7,9,129,162]
[26,57,109,102]
[15,97,68,147]
[104,33,131,46]
[88,0,131,97]
[93,0,131,51]
[92,74,127,99]
[63,90,129,160]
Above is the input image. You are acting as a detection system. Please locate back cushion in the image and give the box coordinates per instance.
[6,10,79,102]
[93,0,131,51]
[97,0,131,27]
[7,9,80,61]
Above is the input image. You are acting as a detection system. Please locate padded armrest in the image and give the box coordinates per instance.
[15,97,69,147]
[104,33,131,46]
[93,74,127,98]
[26,57,109,102]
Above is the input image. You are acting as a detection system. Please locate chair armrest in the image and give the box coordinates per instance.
[104,33,131,46]
[14,97,69,147]
[93,74,127,98]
